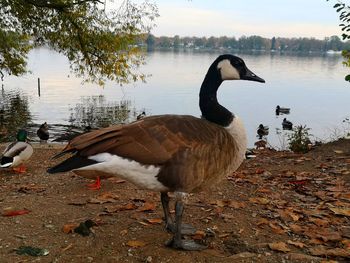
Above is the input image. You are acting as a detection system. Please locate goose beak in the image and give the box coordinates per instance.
[241,68,265,83]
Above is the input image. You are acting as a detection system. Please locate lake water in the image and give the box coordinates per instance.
[1,48,350,148]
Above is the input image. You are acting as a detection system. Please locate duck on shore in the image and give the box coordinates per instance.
[1,129,33,173]
[257,124,269,139]
[37,122,49,142]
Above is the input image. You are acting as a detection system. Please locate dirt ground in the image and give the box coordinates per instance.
[1,139,350,263]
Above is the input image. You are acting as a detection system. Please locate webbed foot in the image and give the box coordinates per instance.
[165,237,207,251]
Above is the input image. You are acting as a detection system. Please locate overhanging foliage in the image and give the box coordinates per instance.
[0,0,158,85]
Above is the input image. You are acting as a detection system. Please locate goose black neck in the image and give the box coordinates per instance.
[199,69,234,127]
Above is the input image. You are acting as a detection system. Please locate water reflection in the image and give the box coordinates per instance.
[0,88,32,142]
[68,95,139,128]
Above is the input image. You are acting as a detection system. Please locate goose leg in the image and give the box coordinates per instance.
[165,199,206,251]
[161,192,196,235]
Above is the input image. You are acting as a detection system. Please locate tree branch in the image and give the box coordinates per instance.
[23,0,103,10]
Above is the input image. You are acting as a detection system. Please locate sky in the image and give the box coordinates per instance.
[109,0,343,39]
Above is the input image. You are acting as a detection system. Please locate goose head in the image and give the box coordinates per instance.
[215,54,265,83]
[200,54,265,127]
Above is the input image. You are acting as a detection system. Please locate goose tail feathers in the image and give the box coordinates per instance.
[47,155,97,174]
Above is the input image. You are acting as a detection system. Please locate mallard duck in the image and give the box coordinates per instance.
[1,129,33,173]
[275,105,290,115]
[257,124,269,139]
[47,54,265,250]
[37,122,49,142]
[282,118,293,130]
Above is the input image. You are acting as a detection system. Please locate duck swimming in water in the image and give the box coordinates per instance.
[276,105,290,115]
[282,118,293,130]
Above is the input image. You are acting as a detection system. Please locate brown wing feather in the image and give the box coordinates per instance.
[57,115,232,165]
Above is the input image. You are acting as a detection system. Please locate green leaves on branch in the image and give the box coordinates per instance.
[327,0,350,82]
[0,0,159,85]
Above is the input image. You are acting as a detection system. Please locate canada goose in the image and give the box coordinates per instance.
[1,129,33,173]
[37,122,49,142]
[282,118,293,130]
[275,105,290,115]
[47,54,265,250]
[257,124,269,139]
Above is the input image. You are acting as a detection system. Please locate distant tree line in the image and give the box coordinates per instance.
[144,34,350,53]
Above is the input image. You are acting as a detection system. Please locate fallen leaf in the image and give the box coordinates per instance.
[257,218,269,227]
[268,223,285,234]
[62,223,78,234]
[288,180,308,185]
[88,192,119,204]
[138,202,156,212]
[249,197,270,205]
[227,201,246,209]
[287,240,306,248]
[104,203,137,213]
[268,242,291,253]
[2,209,30,217]
[17,185,46,193]
[255,168,265,174]
[126,240,146,248]
[289,224,304,234]
[329,207,350,217]
[309,246,350,258]
[309,218,329,227]
[145,218,162,224]
[61,244,73,252]
[305,228,342,242]
[120,229,128,236]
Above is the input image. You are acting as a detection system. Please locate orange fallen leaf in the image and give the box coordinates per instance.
[227,200,246,209]
[329,207,350,217]
[268,242,291,253]
[255,168,265,174]
[2,209,30,217]
[63,223,79,234]
[145,218,162,224]
[126,240,146,248]
[289,224,304,234]
[138,202,156,212]
[268,223,285,234]
[287,240,306,248]
[257,218,269,227]
[309,217,329,227]
[88,192,119,204]
[309,246,350,258]
[249,197,269,205]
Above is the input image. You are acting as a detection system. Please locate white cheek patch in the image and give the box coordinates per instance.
[217,59,240,80]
